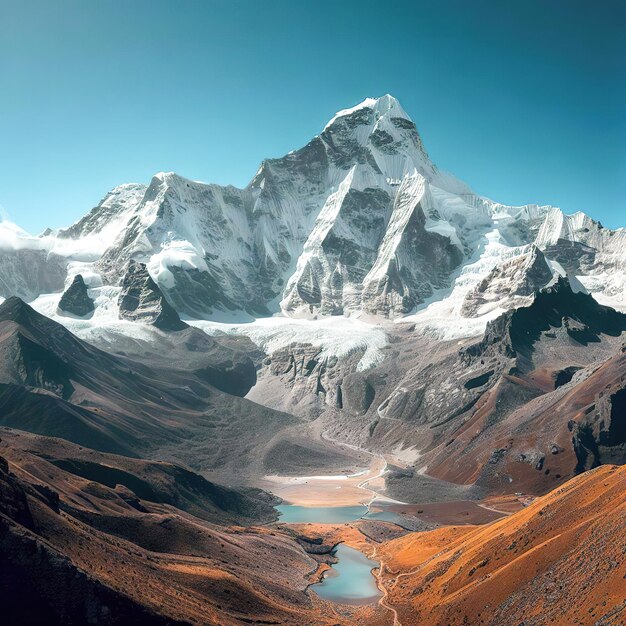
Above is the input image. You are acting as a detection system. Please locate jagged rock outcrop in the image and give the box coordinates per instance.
[118,260,188,331]
[461,245,555,316]
[535,207,626,307]
[340,373,376,415]
[462,277,626,366]
[57,274,94,318]
[573,359,626,471]
[267,344,339,411]
[358,173,463,316]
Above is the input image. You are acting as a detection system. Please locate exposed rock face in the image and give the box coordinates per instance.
[57,274,94,318]
[358,175,463,316]
[463,277,626,366]
[390,285,626,494]
[0,249,67,301]
[281,169,462,317]
[280,184,393,315]
[340,373,376,415]
[535,207,626,307]
[461,245,555,317]
[263,344,344,417]
[573,364,626,471]
[118,260,188,331]
[272,280,625,498]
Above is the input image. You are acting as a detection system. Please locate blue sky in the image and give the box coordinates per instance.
[0,0,624,232]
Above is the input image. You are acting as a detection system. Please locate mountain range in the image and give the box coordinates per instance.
[0,95,624,626]
[1,94,624,325]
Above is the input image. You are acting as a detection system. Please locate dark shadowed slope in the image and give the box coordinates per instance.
[0,429,278,525]
[0,297,301,479]
[420,280,626,494]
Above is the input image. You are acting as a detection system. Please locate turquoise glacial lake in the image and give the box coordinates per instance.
[275,504,368,523]
[312,543,382,605]
[276,503,406,525]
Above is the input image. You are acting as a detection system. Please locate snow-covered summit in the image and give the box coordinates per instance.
[324,94,411,130]
[0,95,623,327]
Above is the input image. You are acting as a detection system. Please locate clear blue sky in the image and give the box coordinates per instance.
[1,0,624,232]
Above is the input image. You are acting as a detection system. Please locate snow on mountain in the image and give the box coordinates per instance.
[0,94,623,334]
[87,94,475,318]
[191,315,389,373]
[323,94,411,130]
[460,245,556,317]
[360,170,462,316]
[533,207,626,309]
[58,183,147,246]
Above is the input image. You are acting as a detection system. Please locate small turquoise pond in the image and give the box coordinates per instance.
[312,543,382,605]
[363,509,404,523]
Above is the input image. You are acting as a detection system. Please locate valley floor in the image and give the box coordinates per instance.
[267,448,625,626]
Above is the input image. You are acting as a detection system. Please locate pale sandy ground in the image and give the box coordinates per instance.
[262,456,392,507]
[261,450,513,526]
[260,431,422,508]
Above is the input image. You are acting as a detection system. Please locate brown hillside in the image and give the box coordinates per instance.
[377,464,626,625]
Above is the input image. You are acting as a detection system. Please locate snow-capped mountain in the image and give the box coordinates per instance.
[0,95,624,327]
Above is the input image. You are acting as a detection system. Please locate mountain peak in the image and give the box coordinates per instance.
[0,296,32,322]
[0,296,55,330]
[152,171,179,184]
[324,94,411,130]
[373,94,409,117]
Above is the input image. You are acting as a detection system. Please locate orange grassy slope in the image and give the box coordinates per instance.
[377,464,626,626]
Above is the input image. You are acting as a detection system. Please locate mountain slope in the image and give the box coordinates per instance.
[299,280,626,499]
[0,430,342,626]
[377,464,626,626]
[0,297,307,479]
